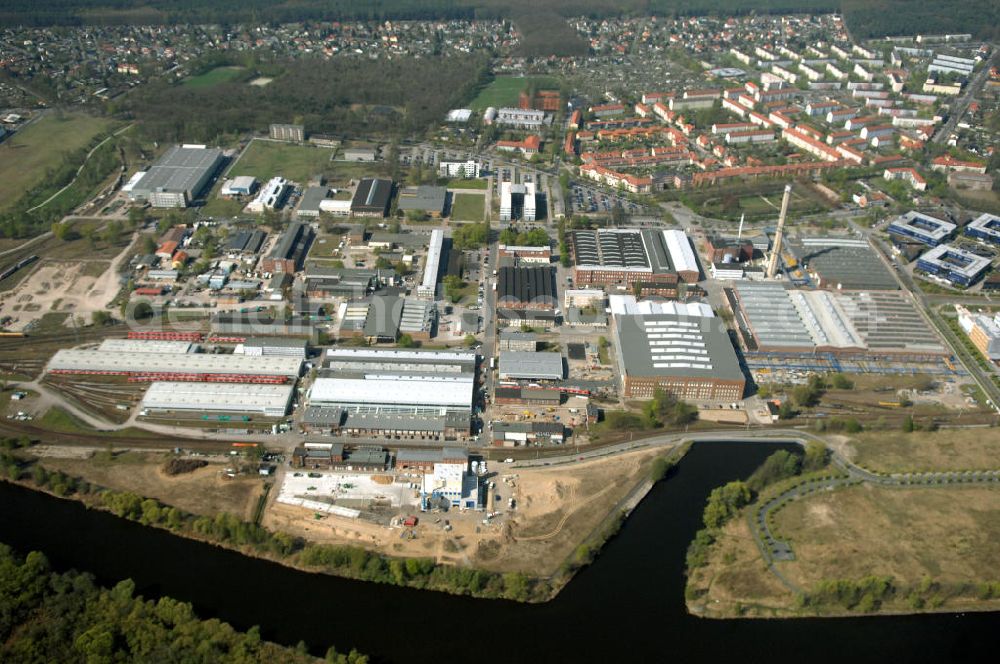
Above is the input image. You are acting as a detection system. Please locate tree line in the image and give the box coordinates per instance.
[0,450,552,603]
[0,542,365,663]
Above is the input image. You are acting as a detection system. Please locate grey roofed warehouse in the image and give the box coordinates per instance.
[498,351,564,380]
[397,185,447,217]
[128,145,224,208]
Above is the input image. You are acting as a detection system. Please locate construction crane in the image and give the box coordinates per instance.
[766,184,792,279]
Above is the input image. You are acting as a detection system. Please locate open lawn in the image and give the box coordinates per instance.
[775,485,1000,605]
[0,112,117,212]
[450,193,485,221]
[847,429,1000,473]
[469,76,560,111]
[182,66,246,88]
[229,140,334,184]
[447,178,488,190]
[683,182,832,222]
[690,484,1000,617]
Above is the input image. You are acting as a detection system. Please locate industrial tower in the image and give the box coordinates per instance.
[766,184,792,279]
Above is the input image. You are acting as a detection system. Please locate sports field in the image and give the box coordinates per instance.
[0,113,117,212]
[228,140,334,184]
[469,76,560,111]
[182,66,246,88]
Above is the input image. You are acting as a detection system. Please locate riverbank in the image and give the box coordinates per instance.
[0,442,688,604]
[2,440,998,664]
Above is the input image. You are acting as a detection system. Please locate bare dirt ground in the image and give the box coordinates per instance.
[37,451,262,520]
[0,232,134,332]
[264,447,664,575]
[0,260,109,331]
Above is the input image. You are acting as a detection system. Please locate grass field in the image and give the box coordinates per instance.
[775,485,1000,595]
[0,113,117,212]
[469,76,560,111]
[450,193,485,221]
[447,178,488,190]
[228,140,334,184]
[690,484,1000,617]
[683,182,832,222]
[39,451,261,519]
[847,429,1000,473]
[182,66,246,88]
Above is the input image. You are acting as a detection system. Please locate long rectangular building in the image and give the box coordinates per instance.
[309,348,476,419]
[141,382,294,417]
[97,339,194,354]
[47,350,301,381]
[613,313,745,401]
[569,228,688,287]
[418,229,444,299]
[732,282,945,355]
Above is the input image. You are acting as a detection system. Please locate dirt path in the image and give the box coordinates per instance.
[84,230,137,309]
[513,481,618,542]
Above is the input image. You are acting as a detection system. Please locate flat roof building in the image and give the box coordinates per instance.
[498,351,564,381]
[418,229,444,299]
[965,214,1000,246]
[296,186,330,218]
[129,145,224,208]
[309,349,475,427]
[237,337,308,358]
[888,211,956,246]
[141,381,294,417]
[613,313,745,401]
[397,186,447,218]
[499,181,536,222]
[916,244,992,287]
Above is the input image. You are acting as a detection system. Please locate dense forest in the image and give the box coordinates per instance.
[117,54,491,144]
[0,543,366,662]
[2,0,998,40]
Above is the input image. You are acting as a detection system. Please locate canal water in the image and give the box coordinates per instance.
[0,441,996,663]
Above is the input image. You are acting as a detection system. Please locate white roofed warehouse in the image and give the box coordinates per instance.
[307,348,476,440]
[141,382,294,417]
[47,349,302,383]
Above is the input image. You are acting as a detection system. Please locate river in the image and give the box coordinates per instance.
[0,441,996,663]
